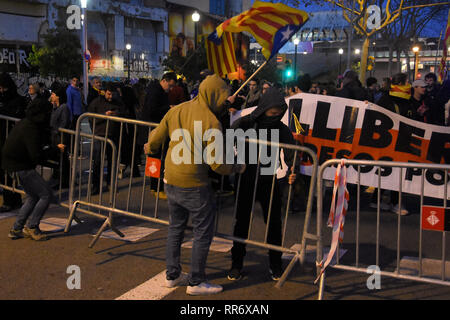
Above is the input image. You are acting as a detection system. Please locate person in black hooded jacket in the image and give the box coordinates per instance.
[2,98,65,241]
[227,87,297,282]
[335,70,368,101]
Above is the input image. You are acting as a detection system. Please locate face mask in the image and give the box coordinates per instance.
[258,113,283,128]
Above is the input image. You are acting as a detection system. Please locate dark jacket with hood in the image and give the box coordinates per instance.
[147,74,239,188]
[143,79,170,123]
[231,87,296,180]
[335,79,368,102]
[2,98,54,172]
[0,73,27,119]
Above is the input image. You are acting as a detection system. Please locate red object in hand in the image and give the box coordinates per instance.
[145,157,161,178]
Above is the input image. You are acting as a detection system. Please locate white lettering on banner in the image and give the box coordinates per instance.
[231,93,450,199]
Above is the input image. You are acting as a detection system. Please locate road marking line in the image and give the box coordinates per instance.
[116,270,178,300]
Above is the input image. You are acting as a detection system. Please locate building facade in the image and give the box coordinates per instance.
[0,0,248,80]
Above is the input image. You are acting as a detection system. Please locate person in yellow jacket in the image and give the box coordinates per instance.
[145,74,245,295]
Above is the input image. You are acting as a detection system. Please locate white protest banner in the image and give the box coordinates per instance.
[231,93,450,199]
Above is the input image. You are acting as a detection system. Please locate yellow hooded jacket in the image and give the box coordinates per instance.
[147,74,237,188]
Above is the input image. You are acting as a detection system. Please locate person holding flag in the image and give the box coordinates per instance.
[205,0,309,92]
[202,0,309,281]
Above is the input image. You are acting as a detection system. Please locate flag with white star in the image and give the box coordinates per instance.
[207,0,309,60]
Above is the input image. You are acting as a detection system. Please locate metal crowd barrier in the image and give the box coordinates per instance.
[316,159,450,300]
[63,113,320,287]
[0,114,118,209]
[0,115,22,195]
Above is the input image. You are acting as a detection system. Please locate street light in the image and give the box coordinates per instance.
[293,38,300,80]
[192,11,200,50]
[355,48,361,55]
[126,43,131,82]
[412,46,420,80]
[80,0,88,104]
[338,48,344,76]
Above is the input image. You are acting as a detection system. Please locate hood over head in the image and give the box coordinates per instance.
[250,87,287,121]
[25,98,52,124]
[197,74,230,118]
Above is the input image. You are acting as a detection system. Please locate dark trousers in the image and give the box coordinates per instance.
[13,170,53,230]
[92,140,113,189]
[231,172,283,270]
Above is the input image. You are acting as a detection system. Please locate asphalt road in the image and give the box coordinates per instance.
[1,173,450,301]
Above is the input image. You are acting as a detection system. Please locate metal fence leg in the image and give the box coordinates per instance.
[275,252,300,289]
[317,272,326,300]
[89,218,110,248]
[65,201,80,233]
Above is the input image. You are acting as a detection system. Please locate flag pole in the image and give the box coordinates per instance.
[232,59,269,97]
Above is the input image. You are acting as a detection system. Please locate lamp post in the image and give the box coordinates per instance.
[338,48,344,76]
[192,11,200,50]
[412,46,420,81]
[80,0,88,104]
[126,43,131,82]
[293,38,299,80]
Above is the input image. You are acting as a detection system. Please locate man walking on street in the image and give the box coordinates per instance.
[145,74,245,296]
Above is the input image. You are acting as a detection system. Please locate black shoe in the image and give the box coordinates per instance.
[227,268,242,281]
[8,228,24,240]
[269,266,283,281]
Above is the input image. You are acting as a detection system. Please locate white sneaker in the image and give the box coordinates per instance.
[186,282,223,295]
[164,272,189,288]
[391,204,409,216]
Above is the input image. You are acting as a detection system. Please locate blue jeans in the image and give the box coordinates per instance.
[165,183,216,286]
[13,170,53,230]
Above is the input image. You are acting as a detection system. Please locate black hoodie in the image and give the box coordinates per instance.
[231,87,296,176]
[2,98,53,172]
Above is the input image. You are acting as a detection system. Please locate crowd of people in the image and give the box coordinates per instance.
[0,67,449,295]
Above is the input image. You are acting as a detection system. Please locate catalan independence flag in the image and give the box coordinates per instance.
[208,0,309,62]
[438,9,450,83]
[206,32,238,77]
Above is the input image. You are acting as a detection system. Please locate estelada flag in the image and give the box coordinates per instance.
[438,9,450,83]
[205,32,238,77]
[145,157,161,178]
[208,0,309,61]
